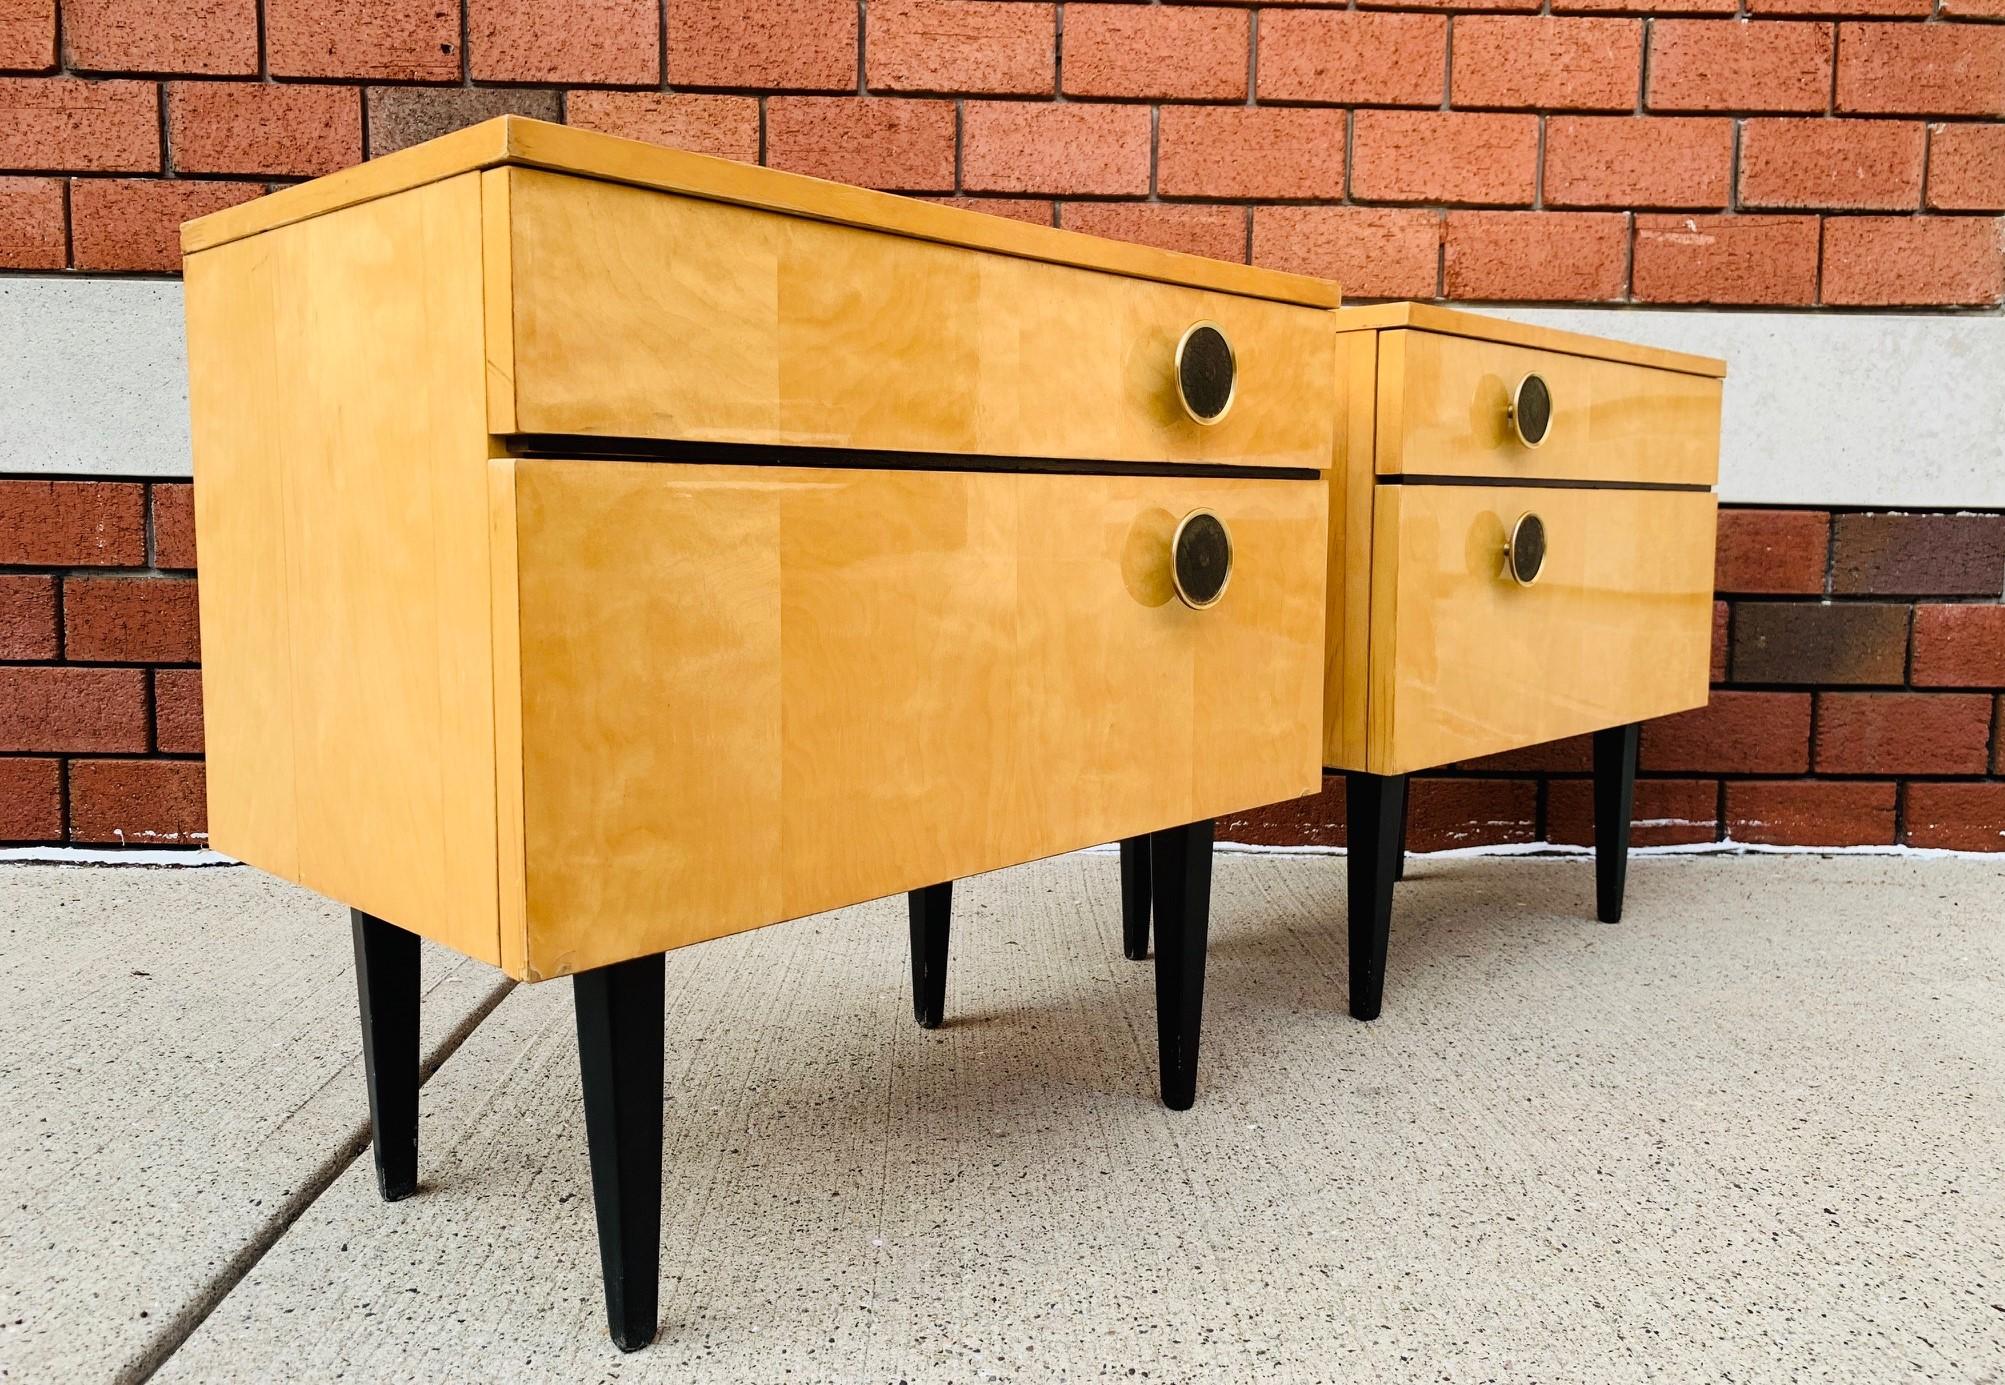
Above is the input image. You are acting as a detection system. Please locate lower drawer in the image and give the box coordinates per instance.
[1367,483,1716,775]
[499,459,1327,977]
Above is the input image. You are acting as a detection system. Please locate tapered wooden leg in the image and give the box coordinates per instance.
[1150,819,1213,1111]
[1394,788,1411,882]
[908,882,952,1029]
[1119,835,1151,960]
[574,953,666,1353]
[1346,773,1407,1023]
[1594,722,1641,924]
[351,909,420,1203]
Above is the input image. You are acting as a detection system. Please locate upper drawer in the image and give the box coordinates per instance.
[1376,329,1721,487]
[487,168,1336,469]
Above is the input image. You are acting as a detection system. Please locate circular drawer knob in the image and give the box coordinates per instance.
[1175,321,1236,426]
[1172,509,1233,609]
[1507,373,1552,448]
[1506,511,1548,586]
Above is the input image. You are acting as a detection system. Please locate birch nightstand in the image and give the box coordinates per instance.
[181,117,1336,1349]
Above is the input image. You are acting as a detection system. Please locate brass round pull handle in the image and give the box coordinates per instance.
[1172,509,1232,609]
[1507,373,1553,449]
[1506,511,1547,587]
[1175,321,1236,426]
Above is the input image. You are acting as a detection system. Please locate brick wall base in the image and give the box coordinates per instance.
[3,480,2000,852]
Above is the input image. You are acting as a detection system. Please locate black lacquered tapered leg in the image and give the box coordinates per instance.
[351,908,420,1203]
[1150,819,1214,1111]
[1345,773,1407,1023]
[1394,788,1411,882]
[574,953,666,1353]
[1119,835,1151,960]
[908,882,952,1029]
[1593,721,1641,924]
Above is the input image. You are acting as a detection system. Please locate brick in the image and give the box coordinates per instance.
[63,577,201,663]
[1823,216,2005,307]
[0,573,54,659]
[1556,0,1735,11]
[1450,17,1642,111]
[1838,22,2005,116]
[1997,696,2004,773]
[71,178,263,272]
[1715,509,1830,594]
[867,0,1051,96]
[154,668,205,754]
[1910,604,2005,687]
[1729,601,1908,685]
[0,0,55,71]
[0,666,147,752]
[1713,600,1729,682]
[1641,691,1811,773]
[1219,772,1345,848]
[1460,734,1592,773]
[63,0,256,75]
[1405,777,1539,851]
[1750,0,1926,12]
[1647,21,1832,113]
[168,83,361,177]
[961,103,1151,197]
[1726,780,1896,845]
[1442,211,1628,302]
[1059,203,1246,263]
[0,77,158,171]
[1366,0,1538,10]
[0,175,61,267]
[0,480,144,566]
[1739,118,1924,211]
[151,483,196,570]
[469,0,655,84]
[921,196,1053,226]
[766,98,956,193]
[0,758,59,842]
[368,88,559,158]
[1904,782,2005,851]
[1942,0,2005,18]
[565,92,756,164]
[1352,111,1539,205]
[1832,514,2005,596]
[1065,5,1246,101]
[69,759,207,845]
[1633,214,1820,305]
[1254,12,1446,107]
[1251,206,1441,299]
[1157,106,1345,200]
[270,0,458,80]
[1543,116,1733,210]
[1816,691,1993,773]
[670,0,855,91]
[1549,778,1719,847]
[1926,124,2005,212]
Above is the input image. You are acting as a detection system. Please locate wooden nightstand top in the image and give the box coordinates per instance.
[181,115,1342,311]
[1335,302,1727,379]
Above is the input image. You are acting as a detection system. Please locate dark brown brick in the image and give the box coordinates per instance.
[1729,602,1908,685]
[1548,777,1719,846]
[0,666,147,752]
[364,86,558,157]
[1712,601,1729,682]
[1996,695,2004,774]
[68,758,207,845]
[1910,604,2005,687]
[1726,780,1897,846]
[1903,782,2005,851]
[153,668,205,754]
[62,577,200,663]
[1405,777,1539,851]
[0,758,61,842]
[0,479,144,566]
[1714,508,1828,594]
[151,483,196,570]
[1460,733,1592,773]
[1641,691,1811,773]
[0,573,56,659]
[1831,513,2005,597]
[1814,691,1992,774]
[1219,773,1345,848]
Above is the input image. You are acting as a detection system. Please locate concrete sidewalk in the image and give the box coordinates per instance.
[2,852,2001,1383]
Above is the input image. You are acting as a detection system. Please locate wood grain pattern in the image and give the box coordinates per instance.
[1334,301,1725,378]
[1367,484,1717,775]
[1322,330,1379,773]
[508,459,1326,979]
[496,168,1336,469]
[1374,329,1723,487]
[183,115,1341,309]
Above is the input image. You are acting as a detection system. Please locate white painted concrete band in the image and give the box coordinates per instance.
[1,276,2000,506]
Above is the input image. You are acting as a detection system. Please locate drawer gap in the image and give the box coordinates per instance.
[1380,473,1711,494]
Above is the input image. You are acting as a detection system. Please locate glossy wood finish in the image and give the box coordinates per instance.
[184,117,1339,310]
[1333,302,1725,379]
[1374,329,1723,487]
[351,910,420,1202]
[1594,722,1641,924]
[507,460,1324,979]
[1150,818,1215,1111]
[1367,484,1715,776]
[496,168,1336,468]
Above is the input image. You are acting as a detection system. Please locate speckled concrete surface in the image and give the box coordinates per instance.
[0,865,511,1383]
[133,852,2004,1385]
